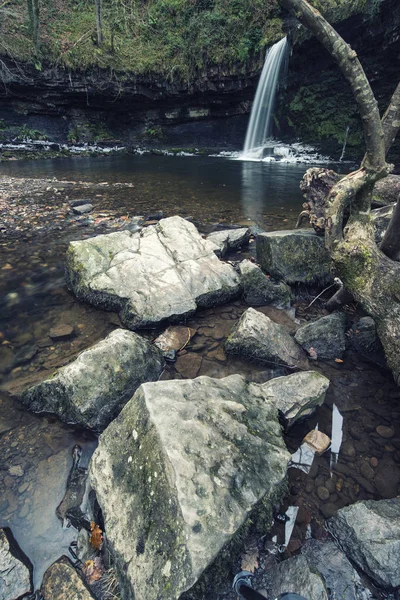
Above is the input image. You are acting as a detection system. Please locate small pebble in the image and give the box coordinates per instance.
[370,457,379,467]
[376,425,395,439]
[317,486,330,501]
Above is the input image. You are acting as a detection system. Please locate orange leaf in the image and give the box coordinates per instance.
[89,522,103,550]
[335,358,344,363]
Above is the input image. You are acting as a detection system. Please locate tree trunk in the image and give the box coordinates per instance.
[95,0,103,46]
[27,0,39,50]
[279,0,400,384]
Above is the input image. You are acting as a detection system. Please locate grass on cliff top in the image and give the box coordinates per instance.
[0,0,380,81]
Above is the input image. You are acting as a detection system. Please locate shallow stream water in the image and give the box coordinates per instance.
[1,154,398,596]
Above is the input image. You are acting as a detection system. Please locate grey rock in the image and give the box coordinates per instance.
[327,498,400,589]
[261,371,329,428]
[294,312,347,359]
[0,528,32,600]
[89,374,290,600]
[41,558,95,600]
[302,538,372,600]
[266,555,328,600]
[239,259,292,308]
[225,307,307,369]
[21,329,164,432]
[72,203,93,215]
[256,229,333,285]
[373,175,400,205]
[70,198,92,208]
[371,203,395,243]
[206,227,250,257]
[66,216,240,329]
[347,316,386,367]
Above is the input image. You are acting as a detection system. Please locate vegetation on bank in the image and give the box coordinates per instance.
[0,0,379,81]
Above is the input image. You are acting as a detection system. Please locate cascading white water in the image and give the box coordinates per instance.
[242,37,288,159]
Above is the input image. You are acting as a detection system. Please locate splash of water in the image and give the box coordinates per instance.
[242,37,289,159]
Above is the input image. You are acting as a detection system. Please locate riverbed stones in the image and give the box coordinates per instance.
[89,374,290,600]
[303,430,331,455]
[66,216,240,329]
[20,329,164,431]
[41,558,95,600]
[206,227,250,257]
[261,371,329,429]
[327,498,400,589]
[0,528,32,600]
[256,229,333,285]
[294,312,347,360]
[225,307,307,369]
[239,259,292,307]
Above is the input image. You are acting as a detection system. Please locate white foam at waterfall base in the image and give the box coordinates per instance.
[213,142,332,164]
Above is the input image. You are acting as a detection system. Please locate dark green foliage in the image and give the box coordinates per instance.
[0,0,368,81]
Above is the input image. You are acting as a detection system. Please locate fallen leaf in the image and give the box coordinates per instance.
[89,522,103,550]
[335,358,344,363]
[240,548,259,573]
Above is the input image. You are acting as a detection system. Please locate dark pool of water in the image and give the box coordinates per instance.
[1,154,345,223]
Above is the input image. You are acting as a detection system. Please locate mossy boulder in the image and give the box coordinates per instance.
[89,374,290,600]
[20,329,164,432]
[294,312,347,360]
[256,230,333,286]
[239,259,292,308]
[225,307,307,369]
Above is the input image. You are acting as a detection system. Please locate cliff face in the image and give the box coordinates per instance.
[0,0,398,158]
[275,0,400,162]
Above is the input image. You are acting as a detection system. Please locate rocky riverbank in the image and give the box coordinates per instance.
[1,177,400,600]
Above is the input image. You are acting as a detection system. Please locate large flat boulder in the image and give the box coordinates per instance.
[256,229,332,285]
[0,529,32,600]
[66,216,241,329]
[225,307,307,369]
[262,371,329,428]
[294,312,347,360]
[327,499,400,589]
[89,374,290,600]
[20,329,164,431]
[239,259,292,308]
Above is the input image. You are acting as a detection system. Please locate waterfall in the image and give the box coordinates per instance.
[339,125,350,161]
[242,37,289,159]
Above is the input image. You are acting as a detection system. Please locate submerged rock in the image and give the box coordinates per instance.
[239,259,292,307]
[41,558,95,600]
[294,312,347,360]
[66,216,240,329]
[21,329,164,431]
[327,498,400,589]
[153,325,195,360]
[256,229,332,285]
[89,374,290,600]
[206,227,250,257]
[0,528,32,600]
[225,307,307,369]
[262,371,329,429]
